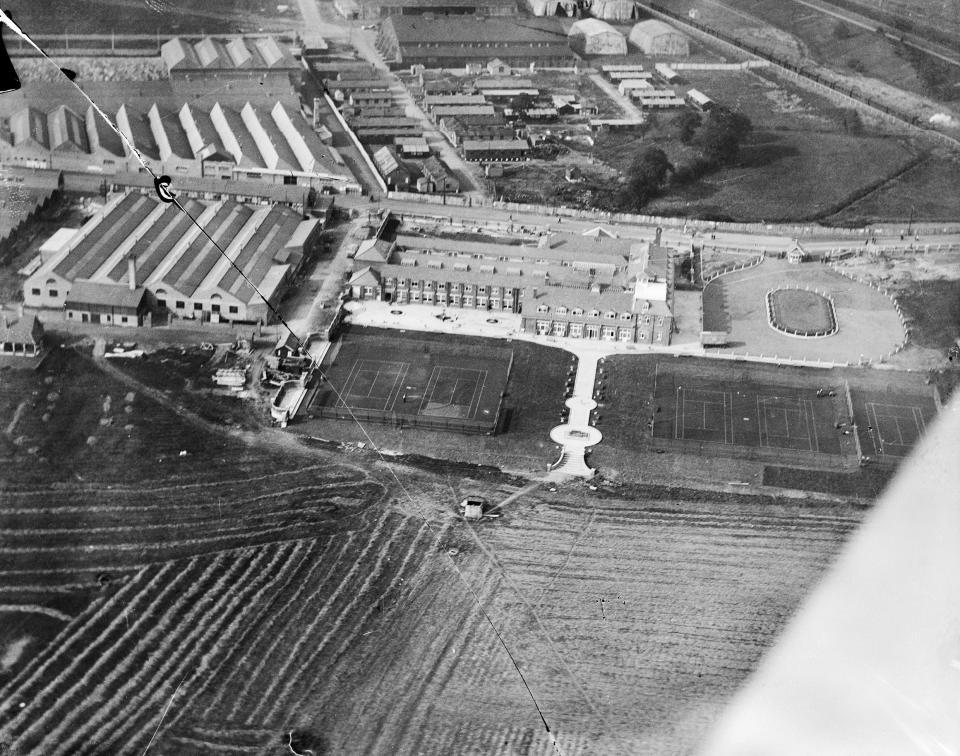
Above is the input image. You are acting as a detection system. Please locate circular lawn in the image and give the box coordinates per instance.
[767,288,838,337]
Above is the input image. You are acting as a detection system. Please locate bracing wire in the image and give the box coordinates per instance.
[0,11,566,753]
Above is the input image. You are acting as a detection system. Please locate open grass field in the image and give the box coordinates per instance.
[0,333,878,754]
[827,156,960,224]
[0,461,866,755]
[308,327,513,433]
[659,0,960,102]
[646,131,918,222]
[12,0,295,36]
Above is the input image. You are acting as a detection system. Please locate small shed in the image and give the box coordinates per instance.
[0,308,43,357]
[460,496,485,521]
[64,281,150,327]
[486,58,511,76]
[787,242,807,264]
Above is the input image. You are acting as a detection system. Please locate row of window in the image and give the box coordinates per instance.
[381,288,515,309]
[533,320,635,341]
[534,303,659,323]
[385,279,513,295]
[158,299,239,315]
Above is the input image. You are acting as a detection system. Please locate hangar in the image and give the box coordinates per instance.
[629,19,690,56]
[588,0,638,22]
[568,18,628,56]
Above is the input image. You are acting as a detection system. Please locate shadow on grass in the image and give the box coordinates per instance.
[737,135,802,169]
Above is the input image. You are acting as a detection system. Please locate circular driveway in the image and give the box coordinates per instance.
[706,260,905,363]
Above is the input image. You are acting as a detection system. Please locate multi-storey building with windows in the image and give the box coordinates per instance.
[347,221,677,344]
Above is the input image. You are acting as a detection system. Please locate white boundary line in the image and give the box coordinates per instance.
[336,359,365,408]
[383,362,410,412]
[418,366,442,415]
[805,399,819,453]
[468,369,488,419]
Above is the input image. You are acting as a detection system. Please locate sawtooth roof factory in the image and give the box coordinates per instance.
[23,190,324,325]
[0,81,359,194]
[159,36,301,82]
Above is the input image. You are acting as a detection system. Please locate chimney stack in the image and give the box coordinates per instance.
[127,256,137,291]
[655,227,662,246]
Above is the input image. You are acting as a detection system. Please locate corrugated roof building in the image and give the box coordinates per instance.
[24,191,323,325]
[376,16,575,69]
[0,82,358,193]
[160,36,299,80]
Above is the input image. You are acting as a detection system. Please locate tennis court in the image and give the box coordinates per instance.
[652,363,843,458]
[852,390,936,461]
[308,328,512,433]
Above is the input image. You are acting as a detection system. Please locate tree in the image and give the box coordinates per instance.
[833,20,854,40]
[625,146,672,209]
[510,92,535,118]
[674,110,702,144]
[699,107,752,166]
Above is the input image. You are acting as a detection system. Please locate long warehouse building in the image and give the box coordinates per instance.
[24,191,323,325]
[0,82,358,192]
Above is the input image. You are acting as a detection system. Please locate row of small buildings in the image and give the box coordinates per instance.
[347,220,677,344]
[376,16,691,69]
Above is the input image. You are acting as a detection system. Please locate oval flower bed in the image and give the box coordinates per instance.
[766,288,838,337]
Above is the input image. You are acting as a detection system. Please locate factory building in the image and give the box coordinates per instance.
[24,191,323,325]
[0,82,358,194]
[376,16,575,69]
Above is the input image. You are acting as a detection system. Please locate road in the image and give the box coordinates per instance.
[587,73,645,122]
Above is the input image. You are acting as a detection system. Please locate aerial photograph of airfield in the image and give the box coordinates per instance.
[0,0,958,752]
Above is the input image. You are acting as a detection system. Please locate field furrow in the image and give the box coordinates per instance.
[226,514,397,721]
[200,533,358,721]
[91,542,305,755]
[1,556,220,746]
[42,546,277,756]
[161,537,331,734]
[0,563,176,719]
[258,514,417,722]
[291,520,438,727]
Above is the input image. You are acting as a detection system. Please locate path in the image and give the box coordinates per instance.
[547,350,603,480]
[587,73,645,122]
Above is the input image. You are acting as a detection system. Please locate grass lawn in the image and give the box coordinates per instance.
[769,288,837,333]
[14,0,293,36]
[826,157,960,224]
[894,279,960,349]
[646,131,918,222]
